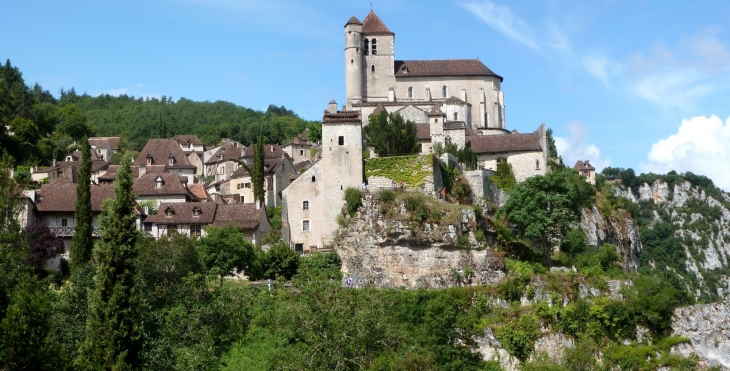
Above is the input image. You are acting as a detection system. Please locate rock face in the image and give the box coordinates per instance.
[580,206,643,271]
[333,194,505,289]
[672,301,730,370]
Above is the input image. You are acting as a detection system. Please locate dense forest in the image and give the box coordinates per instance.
[0,59,321,167]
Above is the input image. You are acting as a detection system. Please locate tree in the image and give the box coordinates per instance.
[261,242,300,280]
[363,111,418,157]
[76,155,143,370]
[196,226,259,285]
[24,224,63,272]
[0,278,58,370]
[71,138,93,270]
[57,104,95,141]
[498,169,582,266]
[9,117,40,144]
[546,128,558,158]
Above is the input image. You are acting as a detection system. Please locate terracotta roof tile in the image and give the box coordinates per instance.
[88,137,120,150]
[372,103,387,116]
[574,160,596,171]
[212,203,264,229]
[35,184,115,212]
[394,59,502,81]
[187,183,209,200]
[145,202,217,225]
[98,165,120,181]
[467,132,542,154]
[132,173,189,197]
[322,110,361,123]
[444,96,466,104]
[444,121,466,130]
[428,104,445,116]
[416,123,431,140]
[205,141,245,165]
[345,15,362,26]
[362,11,392,34]
[133,139,196,169]
[243,144,284,160]
[172,135,204,146]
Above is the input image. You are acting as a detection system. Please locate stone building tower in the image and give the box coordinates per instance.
[361,11,396,103]
[345,16,364,107]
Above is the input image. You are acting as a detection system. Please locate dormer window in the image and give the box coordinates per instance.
[192,206,201,217]
[156,176,164,188]
[147,154,153,165]
[188,143,192,148]
[168,154,175,166]
[165,206,174,217]
[371,38,377,55]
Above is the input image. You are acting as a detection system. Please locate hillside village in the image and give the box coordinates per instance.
[3,9,730,371]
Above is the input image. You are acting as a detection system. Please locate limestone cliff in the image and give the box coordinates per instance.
[672,300,730,370]
[580,206,643,271]
[332,193,505,289]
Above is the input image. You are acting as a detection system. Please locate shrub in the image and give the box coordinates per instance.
[344,187,362,216]
[404,194,429,222]
[494,314,541,361]
[379,189,395,203]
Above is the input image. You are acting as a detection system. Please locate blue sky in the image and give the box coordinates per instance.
[3,0,730,189]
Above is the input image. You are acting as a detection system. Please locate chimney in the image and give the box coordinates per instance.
[52,159,57,167]
[255,199,261,210]
[327,100,338,114]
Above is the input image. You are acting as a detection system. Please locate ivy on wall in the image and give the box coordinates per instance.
[365,155,434,189]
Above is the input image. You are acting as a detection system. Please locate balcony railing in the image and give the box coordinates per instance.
[49,226,100,237]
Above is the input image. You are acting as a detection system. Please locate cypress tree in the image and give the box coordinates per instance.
[71,138,93,269]
[252,135,265,205]
[75,155,142,370]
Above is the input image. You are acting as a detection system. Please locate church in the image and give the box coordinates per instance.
[282,11,551,252]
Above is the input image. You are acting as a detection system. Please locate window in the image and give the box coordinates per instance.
[165,206,174,217]
[156,176,163,188]
[168,154,175,166]
[371,38,377,54]
[302,220,310,231]
[244,182,251,188]
[303,200,309,210]
[371,65,375,72]
[408,86,413,98]
[147,154,153,165]
[188,143,192,148]
[193,206,201,217]
[453,112,458,121]
[144,223,153,232]
[338,136,344,145]
[295,243,304,253]
[299,149,304,156]
[442,85,447,98]
[536,159,540,170]
[312,175,316,182]
[191,225,201,236]
[363,39,369,54]
[168,225,177,235]
[61,218,68,227]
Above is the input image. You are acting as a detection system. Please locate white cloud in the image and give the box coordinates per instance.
[582,54,621,88]
[641,115,730,190]
[554,122,611,172]
[460,0,541,51]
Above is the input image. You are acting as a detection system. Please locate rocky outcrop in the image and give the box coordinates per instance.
[672,301,730,370]
[333,194,505,289]
[580,206,642,271]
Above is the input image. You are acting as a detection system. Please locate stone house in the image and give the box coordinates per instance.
[466,125,550,182]
[172,135,206,175]
[282,129,315,166]
[226,157,296,207]
[204,141,245,180]
[133,139,197,184]
[574,160,596,185]
[143,202,271,247]
[88,137,120,162]
[282,103,363,252]
[132,172,199,206]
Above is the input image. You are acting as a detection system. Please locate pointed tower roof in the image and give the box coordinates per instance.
[345,15,362,27]
[428,104,445,117]
[372,103,388,116]
[362,11,393,34]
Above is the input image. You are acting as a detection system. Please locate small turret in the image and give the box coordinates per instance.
[344,16,364,108]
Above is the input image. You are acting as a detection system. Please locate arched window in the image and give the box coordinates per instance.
[453,112,458,121]
[363,39,369,54]
[371,65,375,72]
[311,175,316,182]
[535,159,540,170]
[408,86,413,98]
[442,85,447,98]
[371,38,377,55]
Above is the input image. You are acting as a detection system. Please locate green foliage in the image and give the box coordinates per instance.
[266,206,282,231]
[293,250,342,283]
[574,244,623,277]
[71,137,93,270]
[363,111,419,157]
[136,234,203,306]
[260,242,300,280]
[404,193,430,222]
[444,143,479,170]
[49,262,95,365]
[197,226,260,284]
[344,187,362,216]
[560,228,588,255]
[76,155,143,370]
[136,199,158,216]
[365,154,434,189]
[624,272,693,332]
[490,161,517,190]
[494,313,541,361]
[379,188,395,203]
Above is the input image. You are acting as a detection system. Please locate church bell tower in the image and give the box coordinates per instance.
[344,16,364,109]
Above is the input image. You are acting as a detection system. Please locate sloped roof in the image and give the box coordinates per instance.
[98,165,120,181]
[145,202,217,225]
[172,135,204,146]
[283,129,313,146]
[444,96,466,104]
[67,149,103,162]
[187,183,210,200]
[205,141,245,165]
[394,59,503,81]
[428,105,445,116]
[372,103,387,116]
[416,123,431,141]
[323,110,361,123]
[345,15,362,26]
[467,132,542,155]
[212,203,264,229]
[88,137,120,150]
[133,139,196,168]
[444,122,466,130]
[362,11,392,34]
[132,172,188,197]
[243,144,285,160]
[35,184,115,212]
[574,160,596,171]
